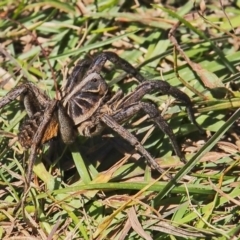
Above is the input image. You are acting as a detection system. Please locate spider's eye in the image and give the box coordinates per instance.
[90,125,97,133]
[91,78,98,82]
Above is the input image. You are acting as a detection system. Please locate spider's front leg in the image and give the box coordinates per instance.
[0,82,50,117]
[100,114,172,178]
[0,82,53,185]
[0,83,59,212]
[63,59,92,94]
[85,51,146,83]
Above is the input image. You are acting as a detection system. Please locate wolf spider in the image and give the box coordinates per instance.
[0,52,202,209]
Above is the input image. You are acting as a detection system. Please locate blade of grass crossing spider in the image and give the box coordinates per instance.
[153,108,240,206]
[33,158,56,190]
[70,143,98,184]
[70,143,91,184]
[52,181,216,197]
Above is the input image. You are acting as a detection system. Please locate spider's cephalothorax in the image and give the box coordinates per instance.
[0,52,203,189]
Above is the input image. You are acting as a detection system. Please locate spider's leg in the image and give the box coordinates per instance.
[141,102,187,163]
[118,80,203,133]
[26,100,58,186]
[0,84,28,108]
[86,51,146,83]
[63,59,92,94]
[112,102,187,164]
[100,114,172,178]
[0,82,50,116]
[14,100,58,213]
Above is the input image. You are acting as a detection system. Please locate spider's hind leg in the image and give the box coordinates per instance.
[112,102,187,164]
[14,100,59,214]
[140,102,187,163]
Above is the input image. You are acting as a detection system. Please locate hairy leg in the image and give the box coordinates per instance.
[101,114,172,178]
[117,80,203,133]
[0,82,50,116]
[85,51,146,83]
[111,102,187,164]
[63,59,92,94]
[14,100,58,213]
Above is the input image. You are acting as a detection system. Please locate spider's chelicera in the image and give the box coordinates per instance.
[0,51,202,191]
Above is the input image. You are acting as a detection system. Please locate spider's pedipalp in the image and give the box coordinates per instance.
[57,102,76,144]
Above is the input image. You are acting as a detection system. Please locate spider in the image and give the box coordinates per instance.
[0,51,202,208]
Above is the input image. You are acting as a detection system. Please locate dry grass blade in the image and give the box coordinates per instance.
[127,207,153,240]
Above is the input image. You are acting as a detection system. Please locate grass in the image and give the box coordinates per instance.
[1,0,240,239]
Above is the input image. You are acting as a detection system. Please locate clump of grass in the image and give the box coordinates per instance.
[0,1,240,239]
